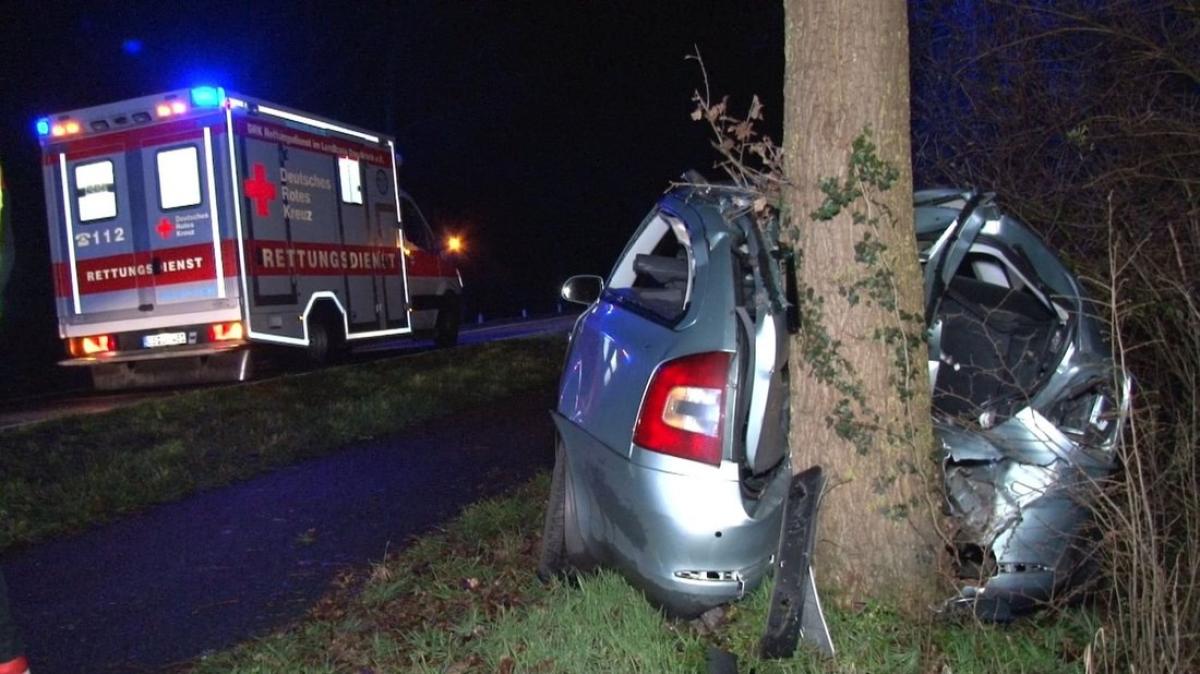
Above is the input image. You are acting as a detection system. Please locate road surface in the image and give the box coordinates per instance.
[2,390,558,674]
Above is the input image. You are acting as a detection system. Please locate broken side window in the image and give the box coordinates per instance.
[607,211,694,322]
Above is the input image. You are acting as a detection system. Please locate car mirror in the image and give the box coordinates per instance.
[561,275,604,305]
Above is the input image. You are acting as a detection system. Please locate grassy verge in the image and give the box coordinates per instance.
[0,336,565,552]
[189,477,1098,674]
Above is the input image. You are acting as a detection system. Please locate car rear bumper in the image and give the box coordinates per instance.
[553,413,790,617]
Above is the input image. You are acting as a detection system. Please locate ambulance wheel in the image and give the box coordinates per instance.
[305,318,344,365]
[434,294,460,348]
[306,322,331,364]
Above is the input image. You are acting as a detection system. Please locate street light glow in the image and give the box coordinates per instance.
[446,235,464,254]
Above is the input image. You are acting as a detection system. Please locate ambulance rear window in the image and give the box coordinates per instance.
[156,146,202,210]
[75,160,117,222]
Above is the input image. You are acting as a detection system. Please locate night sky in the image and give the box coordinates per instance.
[0,2,783,391]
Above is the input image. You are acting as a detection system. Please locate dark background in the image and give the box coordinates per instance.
[0,2,784,395]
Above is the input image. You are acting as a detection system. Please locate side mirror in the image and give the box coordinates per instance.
[561,275,604,305]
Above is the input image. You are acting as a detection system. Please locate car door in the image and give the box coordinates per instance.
[920,192,990,323]
[916,191,989,389]
[732,208,791,476]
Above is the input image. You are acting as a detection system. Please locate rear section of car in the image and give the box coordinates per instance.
[39,88,246,388]
[552,186,792,616]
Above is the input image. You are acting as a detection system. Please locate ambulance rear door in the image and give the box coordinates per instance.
[49,115,233,325]
[140,118,234,310]
[51,141,147,318]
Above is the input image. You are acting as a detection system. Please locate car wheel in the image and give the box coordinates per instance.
[434,294,461,348]
[538,440,571,582]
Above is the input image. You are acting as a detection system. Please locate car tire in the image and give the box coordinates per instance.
[433,294,461,348]
[538,440,571,582]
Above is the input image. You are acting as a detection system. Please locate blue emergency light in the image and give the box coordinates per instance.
[190,86,225,108]
[35,118,50,136]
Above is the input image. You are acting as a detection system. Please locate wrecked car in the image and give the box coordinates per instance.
[541,180,1128,622]
[918,189,1129,619]
[540,180,794,619]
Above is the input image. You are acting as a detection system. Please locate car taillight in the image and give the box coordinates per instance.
[71,335,115,356]
[633,351,732,466]
[208,321,244,342]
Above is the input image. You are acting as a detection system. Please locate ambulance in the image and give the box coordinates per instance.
[37,87,462,389]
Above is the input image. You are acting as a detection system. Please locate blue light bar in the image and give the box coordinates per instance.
[35,117,50,136]
[190,86,225,108]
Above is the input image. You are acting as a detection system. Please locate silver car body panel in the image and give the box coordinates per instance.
[556,189,793,616]
[918,189,1129,617]
[552,412,789,616]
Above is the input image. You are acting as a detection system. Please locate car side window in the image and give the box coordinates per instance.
[607,211,694,321]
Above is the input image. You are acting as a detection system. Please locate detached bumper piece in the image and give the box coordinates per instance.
[759,466,834,659]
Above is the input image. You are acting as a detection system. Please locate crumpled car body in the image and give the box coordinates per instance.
[544,182,1127,620]
[917,189,1129,619]
[544,183,793,618]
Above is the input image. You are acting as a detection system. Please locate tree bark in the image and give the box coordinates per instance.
[782,0,942,613]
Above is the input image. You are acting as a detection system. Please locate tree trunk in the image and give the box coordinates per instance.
[782,0,942,613]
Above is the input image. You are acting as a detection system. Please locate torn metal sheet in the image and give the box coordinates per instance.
[919,189,1129,620]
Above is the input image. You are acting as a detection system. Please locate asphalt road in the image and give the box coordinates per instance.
[1,389,557,674]
[0,314,577,430]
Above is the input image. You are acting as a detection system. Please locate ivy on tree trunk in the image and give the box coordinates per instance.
[782,0,943,615]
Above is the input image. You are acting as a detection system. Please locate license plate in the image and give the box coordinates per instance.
[143,331,187,348]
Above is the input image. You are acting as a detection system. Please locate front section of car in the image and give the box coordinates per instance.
[917,190,1130,619]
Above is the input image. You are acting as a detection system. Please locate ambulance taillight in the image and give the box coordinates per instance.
[208,321,244,342]
[69,335,115,357]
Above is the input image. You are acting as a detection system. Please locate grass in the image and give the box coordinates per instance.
[0,336,565,552]
[188,476,1100,674]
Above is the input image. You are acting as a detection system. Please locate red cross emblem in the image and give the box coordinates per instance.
[243,163,277,217]
[156,218,173,239]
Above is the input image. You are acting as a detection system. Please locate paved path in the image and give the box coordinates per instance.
[1,390,556,673]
